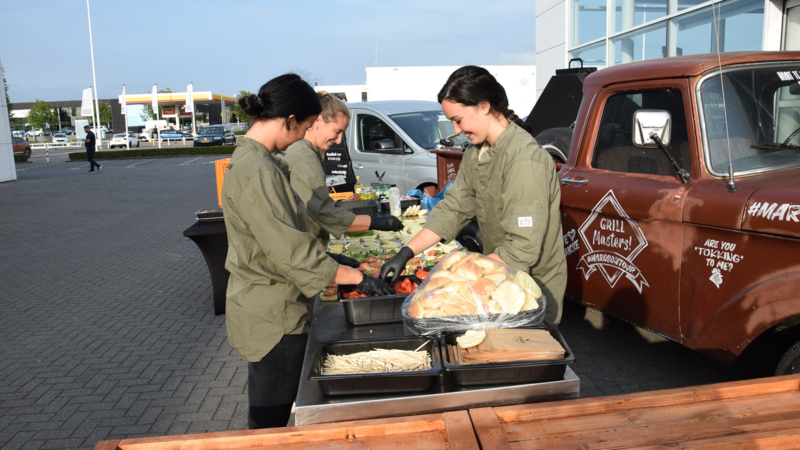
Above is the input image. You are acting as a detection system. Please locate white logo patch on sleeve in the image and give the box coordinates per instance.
[518,217,533,227]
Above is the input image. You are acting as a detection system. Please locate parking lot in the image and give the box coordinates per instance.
[0,154,769,449]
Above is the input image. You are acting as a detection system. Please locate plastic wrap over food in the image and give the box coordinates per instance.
[402,251,546,337]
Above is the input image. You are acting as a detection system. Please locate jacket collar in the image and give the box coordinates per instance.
[472,122,518,166]
[240,137,292,179]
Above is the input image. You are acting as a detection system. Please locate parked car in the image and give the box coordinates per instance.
[12,137,31,155]
[321,101,469,193]
[25,129,44,138]
[159,128,193,141]
[109,132,140,149]
[51,133,69,145]
[194,126,236,146]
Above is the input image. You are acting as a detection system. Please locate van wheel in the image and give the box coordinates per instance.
[535,127,573,164]
[776,341,800,375]
[456,220,484,253]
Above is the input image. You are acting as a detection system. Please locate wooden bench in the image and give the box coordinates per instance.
[469,374,800,449]
[94,411,479,449]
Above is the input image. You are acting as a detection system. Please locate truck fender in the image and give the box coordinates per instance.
[688,269,800,363]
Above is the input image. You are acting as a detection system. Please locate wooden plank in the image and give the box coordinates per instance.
[442,411,480,450]
[93,441,122,450]
[469,408,511,450]
[502,390,800,442]
[628,426,800,449]
[507,412,800,449]
[495,375,800,424]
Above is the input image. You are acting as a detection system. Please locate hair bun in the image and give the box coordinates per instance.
[239,94,264,116]
[317,90,329,99]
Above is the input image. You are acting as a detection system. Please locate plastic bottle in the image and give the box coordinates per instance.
[389,184,401,216]
[354,176,363,195]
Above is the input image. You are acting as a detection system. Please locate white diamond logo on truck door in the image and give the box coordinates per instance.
[577,190,649,293]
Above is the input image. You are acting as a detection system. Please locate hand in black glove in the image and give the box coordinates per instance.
[379,246,415,284]
[369,215,404,232]
[326,252,361,268]
[357,272,396,296]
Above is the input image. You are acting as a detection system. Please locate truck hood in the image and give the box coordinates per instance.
[742,173,800,239]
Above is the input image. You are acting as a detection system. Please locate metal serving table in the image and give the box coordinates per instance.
[294,296,580,426]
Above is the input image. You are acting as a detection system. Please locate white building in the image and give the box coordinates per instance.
[316,65,537,118]
[535,0,799,97]
[1,55,17,183]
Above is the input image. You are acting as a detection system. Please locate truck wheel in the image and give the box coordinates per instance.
[456,220,484,253]
[535,127,573,164]
[776,341,800,375]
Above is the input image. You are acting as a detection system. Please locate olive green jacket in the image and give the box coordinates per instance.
[221,138,339,362]
[280,139,356,248]
[424,123,567,325]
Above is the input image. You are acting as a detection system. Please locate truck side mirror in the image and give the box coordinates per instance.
[632,110,671,148]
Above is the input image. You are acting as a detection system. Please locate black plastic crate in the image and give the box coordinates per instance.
[379,195,422,212]
[335,199,379,216]
[440,326,574,386]
[308,337,441,396]
[339,276,416,325]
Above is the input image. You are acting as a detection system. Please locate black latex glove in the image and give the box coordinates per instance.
[369,215,404,232]
[326,252,361,268]
[379,246,415,284]
[358,272,396,296]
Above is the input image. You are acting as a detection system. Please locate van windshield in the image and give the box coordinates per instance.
[389,110,469,150]
[699,64,800,175]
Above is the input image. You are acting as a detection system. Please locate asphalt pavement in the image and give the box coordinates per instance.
[0,154,770,449]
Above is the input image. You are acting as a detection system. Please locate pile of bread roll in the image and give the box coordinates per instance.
[405,252,542,319]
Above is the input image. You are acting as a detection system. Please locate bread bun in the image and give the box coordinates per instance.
[492,281,526,314]
[457,329,486,349]
[407,301,423,318]
[513,271,542,298]
[455,261,483,281]
[473,257,502,272]
[425,276,452,291]
[441,252,468,271]
[484,273,508,286]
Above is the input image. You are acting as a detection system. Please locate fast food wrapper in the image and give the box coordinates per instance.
[402,251,546,336]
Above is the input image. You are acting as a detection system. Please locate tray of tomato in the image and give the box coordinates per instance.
[339,275,419,326]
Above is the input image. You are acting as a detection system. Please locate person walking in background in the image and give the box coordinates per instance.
[82,125,101,173]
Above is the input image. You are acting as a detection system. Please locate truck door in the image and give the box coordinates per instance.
[350,111,409,190]
[559,82,695,340]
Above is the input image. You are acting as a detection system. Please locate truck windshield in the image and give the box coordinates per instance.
[389,110,469,150]
[699,64,800,175]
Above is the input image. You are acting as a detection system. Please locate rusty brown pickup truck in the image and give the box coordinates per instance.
[534,51,800,375]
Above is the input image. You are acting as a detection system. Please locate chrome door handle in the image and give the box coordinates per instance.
[354,164,364,170]
[560,177,588,186]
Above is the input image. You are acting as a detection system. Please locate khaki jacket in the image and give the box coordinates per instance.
[424,123,567,325]
[221,138,338,362]
[280,139,356,248]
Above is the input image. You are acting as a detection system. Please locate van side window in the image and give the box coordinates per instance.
[357,114,398,152]
[592,89,691,176]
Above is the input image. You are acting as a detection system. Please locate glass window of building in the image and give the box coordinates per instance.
[571,0,608,46]
[612,0,669,33]
[785,1,800,50]
[610,21,667,65]
[570,41,607,68]
[672,0,763,56]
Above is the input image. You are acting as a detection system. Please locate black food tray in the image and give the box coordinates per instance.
[441,326,574,386]
[195,209,224,222]
[308,337,441,396]
[339,276,416,325]
[335,199,379,216]
[379,195,422,212]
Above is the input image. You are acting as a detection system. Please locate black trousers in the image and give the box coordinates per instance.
[86,148,100,170]
[247,333,308,429]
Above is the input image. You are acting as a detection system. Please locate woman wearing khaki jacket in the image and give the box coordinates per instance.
[222,74,394,430]
[280,92,403,248]
[381,66,567,326]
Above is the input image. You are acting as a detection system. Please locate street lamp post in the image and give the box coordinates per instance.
[86,0,102,149]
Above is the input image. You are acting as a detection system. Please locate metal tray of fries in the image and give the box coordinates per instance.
[308,337,441,396]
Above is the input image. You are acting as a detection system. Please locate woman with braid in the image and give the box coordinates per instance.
[380,66,567,326]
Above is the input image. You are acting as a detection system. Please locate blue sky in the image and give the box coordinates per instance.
[0,0,536,103]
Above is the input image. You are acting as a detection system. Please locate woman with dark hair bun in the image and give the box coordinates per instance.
[280,91,403,249]
[381,66,567,326]
[222,74,394,429]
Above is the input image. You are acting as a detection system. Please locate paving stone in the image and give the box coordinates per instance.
[0,155,765,450]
